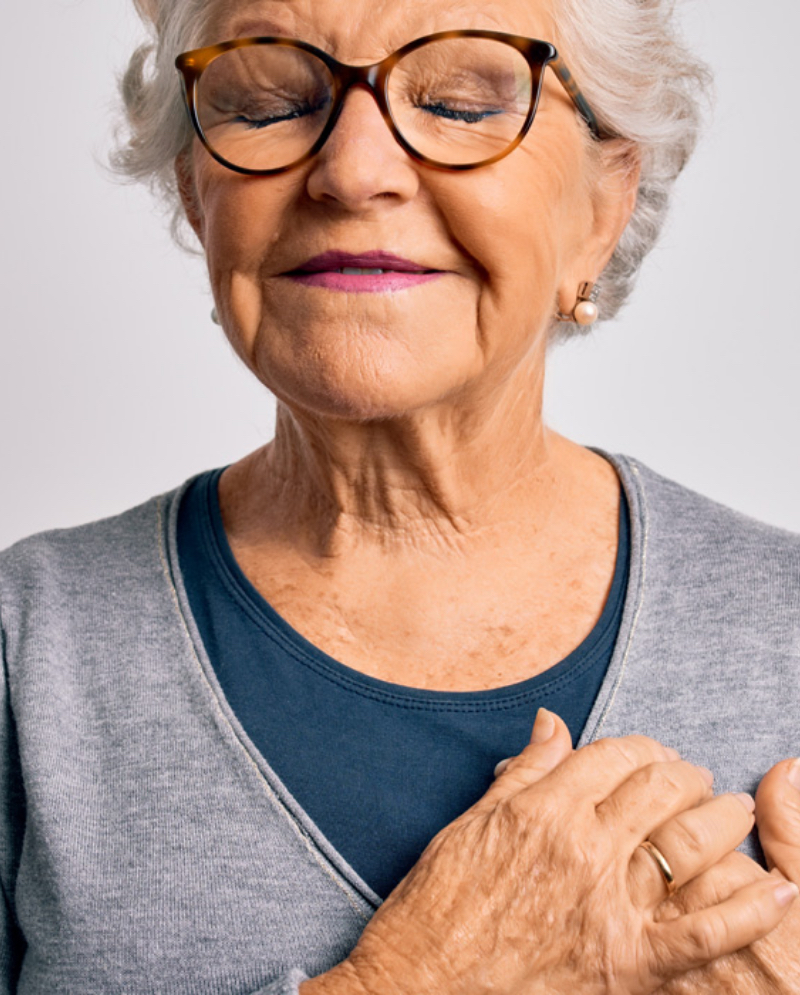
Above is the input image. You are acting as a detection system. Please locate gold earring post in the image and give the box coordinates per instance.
[556,281,599,325]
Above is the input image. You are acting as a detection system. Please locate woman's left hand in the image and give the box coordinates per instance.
[655,758,800,994]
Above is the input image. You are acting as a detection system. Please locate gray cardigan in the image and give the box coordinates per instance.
[1,453,798,994]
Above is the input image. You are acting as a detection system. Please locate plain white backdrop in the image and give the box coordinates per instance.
[1,0,798,550]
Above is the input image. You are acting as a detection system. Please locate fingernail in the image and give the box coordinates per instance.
[697,766,714,787]
[531,708,556,744]
[734,792,755,813]
[774,882,799,907]
[788,760,800,791]
[494,758,512,777]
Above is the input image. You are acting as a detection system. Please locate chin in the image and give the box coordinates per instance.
[250,327,480,422]
[261,358,467,424]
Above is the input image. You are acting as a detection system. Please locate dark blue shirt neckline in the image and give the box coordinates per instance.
[193,464,631,708]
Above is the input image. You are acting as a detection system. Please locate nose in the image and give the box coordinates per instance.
[305,85,420,210]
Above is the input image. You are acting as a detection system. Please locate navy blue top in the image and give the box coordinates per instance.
[177,468,630,899]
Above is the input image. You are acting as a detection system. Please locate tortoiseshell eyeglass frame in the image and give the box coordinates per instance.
[174,30,605,176]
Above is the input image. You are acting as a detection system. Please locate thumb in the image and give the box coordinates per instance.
[483,708,573,806]
[755,758,800,884]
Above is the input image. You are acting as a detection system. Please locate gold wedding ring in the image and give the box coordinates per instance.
[638,840,677,896]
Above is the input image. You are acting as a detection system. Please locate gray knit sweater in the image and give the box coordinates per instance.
[1,453,799,994]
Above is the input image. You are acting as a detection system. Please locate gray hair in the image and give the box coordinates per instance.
[110,0,712,337]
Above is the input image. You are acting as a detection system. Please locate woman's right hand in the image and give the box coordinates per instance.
[303,709,797,995]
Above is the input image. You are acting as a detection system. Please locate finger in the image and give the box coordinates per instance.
[598,759,714,847]
[628,792,755,907]
[656,852,770,922]
[479,709,572,808]
[755,758,800,883]
[536,735,681,808]
[493,710,573,777]
[654,875,799,978]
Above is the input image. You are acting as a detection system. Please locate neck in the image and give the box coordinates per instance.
[219,358,580,560]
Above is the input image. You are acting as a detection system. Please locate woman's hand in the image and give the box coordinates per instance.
[303,711,796,995]
[655,758,800,994]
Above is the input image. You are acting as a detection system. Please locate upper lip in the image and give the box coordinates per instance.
[287,250,438,274]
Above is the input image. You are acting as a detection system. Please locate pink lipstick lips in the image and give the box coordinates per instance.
[284,250,444,293]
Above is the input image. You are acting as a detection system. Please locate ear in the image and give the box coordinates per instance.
[557,139,641,316]
[175,149,206,246]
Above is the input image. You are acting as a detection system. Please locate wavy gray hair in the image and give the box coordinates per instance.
[111,0,712,338]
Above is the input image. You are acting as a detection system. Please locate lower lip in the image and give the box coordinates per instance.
[284,271,444,293]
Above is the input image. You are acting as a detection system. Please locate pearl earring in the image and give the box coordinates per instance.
[211,307,221,325]
[556,282,599,326]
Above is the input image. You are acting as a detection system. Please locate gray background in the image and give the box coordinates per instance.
[1,0,798,550]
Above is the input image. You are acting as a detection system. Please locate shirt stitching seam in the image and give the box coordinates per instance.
[198,472,628,710]
[204,542,617,711]
[592,455,649,738]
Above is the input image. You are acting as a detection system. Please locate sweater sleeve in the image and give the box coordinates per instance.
[0,608,314,995]
[0,614,26,993]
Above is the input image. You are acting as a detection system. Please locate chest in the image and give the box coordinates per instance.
[228,540,618,691]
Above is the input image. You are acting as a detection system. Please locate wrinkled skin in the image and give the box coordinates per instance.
[174,0,800,990]
[176,0,643,660]
[655,758,800,995]
[301,713,795,995]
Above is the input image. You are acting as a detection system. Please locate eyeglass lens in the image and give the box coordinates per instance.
[194,37,539,170]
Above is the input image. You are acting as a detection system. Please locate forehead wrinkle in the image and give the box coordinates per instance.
[209,0,302,45]
[209,0,557,59]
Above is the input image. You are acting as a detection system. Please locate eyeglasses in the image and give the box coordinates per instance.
[175,30,603,176]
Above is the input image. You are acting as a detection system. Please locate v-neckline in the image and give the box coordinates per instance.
[157,448,648,913]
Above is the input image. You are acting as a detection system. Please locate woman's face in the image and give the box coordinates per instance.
[180,0,637,422]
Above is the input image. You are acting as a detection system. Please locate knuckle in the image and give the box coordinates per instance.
[685,915,729,962]
[680,852,767,911]
[634,761,689,800]
[498,751,542,786]
[503,786,536,822]
[746,901,772,938]
[596,791,624,827]
[588,735,657,769]
[662,814,707,860]
[644,762,678,791]
[664,760,708,798]
[584,737,627,763]
[677,868,728,912]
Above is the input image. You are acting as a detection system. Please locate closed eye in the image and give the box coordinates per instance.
[237,108,307,129]
[235,95,331,130]
[417,101,503,124]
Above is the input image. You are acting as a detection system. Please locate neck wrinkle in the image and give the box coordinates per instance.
[223,364,571,559]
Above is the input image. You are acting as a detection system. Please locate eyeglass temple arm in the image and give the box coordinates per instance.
[549,56,603,139]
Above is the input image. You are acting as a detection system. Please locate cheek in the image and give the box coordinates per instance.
[428,152,576,351]
[197,165,301,356]
[202,176,285,277]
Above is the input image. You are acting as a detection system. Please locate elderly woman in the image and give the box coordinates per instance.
[2,0,800,991]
